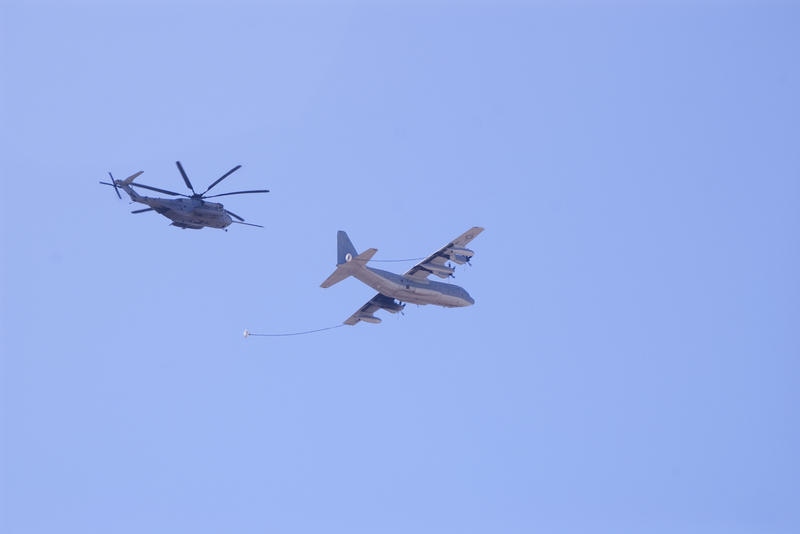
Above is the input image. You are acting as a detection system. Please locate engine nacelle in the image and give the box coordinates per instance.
[448,247,474,258]
[422,262,455,277]
[449,254,470,265]
[373,294,405,313]
[359,314,381,324]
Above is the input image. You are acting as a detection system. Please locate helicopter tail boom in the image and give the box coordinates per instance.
[113,171,145,201]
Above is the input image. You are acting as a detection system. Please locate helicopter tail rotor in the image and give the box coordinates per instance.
[100,171,144,199]
[101,172,122,199]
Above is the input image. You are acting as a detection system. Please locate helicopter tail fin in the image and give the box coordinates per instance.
[110,171,144,202]
[120,171,144,185]
[101,170,143,200]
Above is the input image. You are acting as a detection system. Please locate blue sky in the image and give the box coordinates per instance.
[2,1,799,533]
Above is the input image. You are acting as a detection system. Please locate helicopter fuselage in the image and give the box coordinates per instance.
[143,196,232,229]
[122,184,232,229]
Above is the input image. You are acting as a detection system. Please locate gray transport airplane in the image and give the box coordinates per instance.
[321,227,484,325]
[100,161,269,230]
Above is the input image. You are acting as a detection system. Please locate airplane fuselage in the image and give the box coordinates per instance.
[352,266,474,307]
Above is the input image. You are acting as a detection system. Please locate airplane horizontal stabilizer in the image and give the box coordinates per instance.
[321,266,351,288]
[321,248,377,288]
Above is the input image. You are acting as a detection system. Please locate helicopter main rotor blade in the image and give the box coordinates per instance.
[230,221,264,228]
[128,182,187,196]
[204,189,270,199]
[225,209,263,227]
[131,207,155,214]
[224,209,245,221]
[106,172,121,199]
[175,161,196,194]
[201,165,242,196]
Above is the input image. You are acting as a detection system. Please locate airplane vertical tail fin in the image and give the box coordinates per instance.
[322,231,377,288]
[337,231,358,265]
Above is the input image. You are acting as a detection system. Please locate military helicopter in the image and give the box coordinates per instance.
[100,161,269,230]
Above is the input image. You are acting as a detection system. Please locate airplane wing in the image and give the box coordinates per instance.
[403,226,484,281]
[344,293,404,325]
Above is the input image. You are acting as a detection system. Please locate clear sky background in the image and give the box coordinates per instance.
[1,1,798,533]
